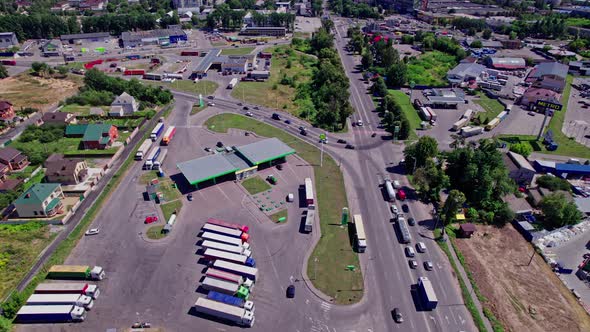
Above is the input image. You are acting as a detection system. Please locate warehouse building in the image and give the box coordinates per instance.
[121,28,187,48]
[60,32,111,44]
[0,32,18,49]
[239,27,286,36]
[177,138,295,188]
[485,57,526,70]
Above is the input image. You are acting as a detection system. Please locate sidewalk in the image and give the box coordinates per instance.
[445,236,494,332]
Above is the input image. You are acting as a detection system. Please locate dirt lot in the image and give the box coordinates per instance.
[0,74,83,111]
[455,225,590,332]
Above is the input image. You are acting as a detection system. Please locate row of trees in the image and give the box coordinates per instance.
[250,12,295,31]
[329,0,380,19]
[0,14,79,41]
[81,13,160,35]
[499,14,567,40]
[206,5,247,30]
[379,92,411,140]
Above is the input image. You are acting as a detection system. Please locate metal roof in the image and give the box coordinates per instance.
[556,163,590,173]
[235,138,295,165]
[177,154,239,185]
[60,32,111,40]
[528,62,568,80]
[192,49,221,73]
[507,151,535,172]
[575,197,590,214]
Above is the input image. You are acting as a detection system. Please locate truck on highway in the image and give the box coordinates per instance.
[201,240,252,257]
[202,223,249,242]
[304,205,315,233]
[304,177,314,205]
[16,305,86,323]
[417,277,438,310]
[203,248,256,267]
[206,268,254,289]
[143,146,161,170]
[161,126,176,145]
[201,232,250,249]
[47,265,105,281]
[460,126,483,138]
[384,180,395,202]
[152,148,168,170]
[135,139,153,160]
[207,291,255,311]
[212,260,258,282]
[397,216,412,244]
[35,283,100,299]
[227,78,238,89]
[150,123,165,141]
[193,297,255,327]
[26,293,94,310]
[207,218,249,233]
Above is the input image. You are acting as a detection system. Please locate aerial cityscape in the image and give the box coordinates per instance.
[1,0,590,331]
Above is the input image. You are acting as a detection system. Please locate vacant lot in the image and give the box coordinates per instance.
[407,51,457,87]
[60,104,109,115]
[0,74,83,111]
[455,225,590,332]
[0,222,56,299]
[220,47,255,55]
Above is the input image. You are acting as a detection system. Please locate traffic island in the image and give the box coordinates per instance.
[146,225,167,240]
[269,209,288,224]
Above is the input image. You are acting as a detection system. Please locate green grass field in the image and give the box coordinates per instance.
[205,113,362,304]
[60,104,109,115]
[154,80,219,96]
[231,45,316,114]
[270,209,288,223]
[220,47,255,55]
[566,17,590,29]
[407,51,457,87]
[146,225,167,240]
[161,200,182,221]
[389,90,421,140]
[473,93,505,124]
[241,176,271,195]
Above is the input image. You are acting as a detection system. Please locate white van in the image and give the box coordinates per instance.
[405,246,415,257]
[393,180,401,189]
[416,242,427,253]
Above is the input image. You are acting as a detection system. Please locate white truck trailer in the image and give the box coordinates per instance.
[193,297,255,327]
[26,293,94,310]
[135,139,153,160]
[35,282,100,299]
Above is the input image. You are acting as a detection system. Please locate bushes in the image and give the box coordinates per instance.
[65,90,115,106]
[84,69,173,105]
[1,292,24,319]
[536,175,571,192]
[18,125,65,144]
[509,142,532,157]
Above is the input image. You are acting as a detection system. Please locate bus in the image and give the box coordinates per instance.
[201,240,252,257]
[397,217,412,244]
[212,260,258,282]
[202,224,249,242]
[304,178,314,205]
[384,180,395,202]
[201,232,250,249]
[353,214,367,253]
[203,248,256,267]
[161,126,176,145]
[485,118,500,131]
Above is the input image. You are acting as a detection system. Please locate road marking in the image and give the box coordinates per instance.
[459,314,466,325]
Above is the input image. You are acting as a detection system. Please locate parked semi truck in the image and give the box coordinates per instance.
[304,205,315,233]
[202,277,249,299]
[35,283,100,299]
[16,305,86,323]
[201,240,252,257]
[207,218,249,233]
[47,265,105,280]
[212,260,258,282]
[460,126,483,138]
[384,180,395,202]
[26,293,94,310]
[135,139,153,160]
[194,297,255,327]
[206,268,254,288]
[201,232,250,249]
[161,126,176,145]
[150,123,165,141]
[207,291,255,311]
[143,146,161,170]
[203,248,256,267]
[152,148,168,170]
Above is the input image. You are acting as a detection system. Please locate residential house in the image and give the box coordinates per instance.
[0,32,18,49]
[0,163,20,191]
[41,112,76,125]
[65,124,118,149]
[519,87,561,109]
[44,154,88,185]
[526,62,568,92]
[502,151,536,185]
[0,147,29,170]
[14,183,64,218]
[0,100,16,121]
[447,63,486,84]
[110,92,138,116]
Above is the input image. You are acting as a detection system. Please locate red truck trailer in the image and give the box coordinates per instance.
[123,69,145,76]
[180,51,199,56]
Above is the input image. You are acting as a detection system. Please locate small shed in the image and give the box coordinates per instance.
[459,223,476,238]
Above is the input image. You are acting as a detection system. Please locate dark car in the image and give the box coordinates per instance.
[276,164,283,170]
[254,106,259,110]
[285,119,291,124]
[345,144,355,149]
[408,217,415,226]
[187,193,193,201]
[243,106,249,110]
[300,130,307,136]
[392,308,403,323]
[402,204,409,213]
[216,141,223,148]
[286,285,295,298]
[272,113,281,120]
[337,139,347,144]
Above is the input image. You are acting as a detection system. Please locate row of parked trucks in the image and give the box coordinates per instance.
[304,177,315,232]
[135,123,175,170]
[194,218,257,327]
[16,265,105,323]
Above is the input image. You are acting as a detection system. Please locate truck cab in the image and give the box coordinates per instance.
[90,266,105,280]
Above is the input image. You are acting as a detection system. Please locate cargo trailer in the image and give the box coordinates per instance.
[202,224,249,242]
[207,291,255,311]
[212,260,258,282]
[16,305,86,323]
[47,265,105,280]
[206,268,254,288]
[206,218,249,233]
[35,283,100,299]
[193,297,254,327]
[26,293,94,310]
[203,248,256,267]
[201,232,250,249]
[135,139,153,160]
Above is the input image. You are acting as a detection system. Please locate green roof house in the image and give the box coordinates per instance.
[14,183,64,218]
[65,123,119,150]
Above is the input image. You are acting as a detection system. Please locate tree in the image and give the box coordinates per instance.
[509,31,517,40]
[403,136,438,173]
[470,40,483,48]
[371,76,387,97]
[361,49,373,69]
[482,28,492,40]
[539,193,583,229]
[440,189,466,233]
[413,159,449,202]
[536,175,571,192]
[385,63,407,88]
[509,142,532,158]
[0,64,7,79]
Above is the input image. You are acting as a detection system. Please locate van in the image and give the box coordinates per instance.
[393,180,401,189]
[287,193,294,202]
[416,242,426,253]
[405,246,415,257]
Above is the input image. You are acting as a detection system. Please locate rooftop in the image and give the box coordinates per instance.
[235,137,295,165]
[177,154,239,185]
[121,28,185,41]
[15,183,60,205]
[60,32,111,40]
[489,57,526,69]
[505,151,535,172]
[527,62,568,80]
[0,147,22,161]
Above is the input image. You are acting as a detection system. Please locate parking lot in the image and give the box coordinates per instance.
[15,101,325,331]
[564,78,590,148]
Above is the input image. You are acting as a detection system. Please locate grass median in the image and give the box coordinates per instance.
[389,90,421,140]
[205,113,363,304]
[221,47,255,55]
[241,176,271,195]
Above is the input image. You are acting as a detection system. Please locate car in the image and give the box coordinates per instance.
[405,246,415,257]
[345,144,355,149]
[144,216,158,224]
[286,285,295,298]
[402,204,409,213]
[298,126,306,131]
[245,111,253,117]
[204,147,212,152]
[424,261,434,271]
[416,242,427,253]
[409,260,418,269]
[207,102,215,106]
[528,111,536,116]
[392,308,403,323]
[238,102,243,106]
[285,119,292,124]
[356,120,364,126]
[272,113,281,120]
[319,138,328,144]
[300,130,307,136]
[243,106,249,110]
[187,193,193,201]
[371,132,377,137]
[408,217,415,226]
[216,141,224,148]
[337,139,347,144]
[85,228,100,236]
[207,95,215,99]
[254,106,259,110]
[276,164,283,170]
[391,205,399,214]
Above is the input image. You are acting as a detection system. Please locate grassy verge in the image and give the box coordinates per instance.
[191,105,206,115]
[241,176,271,195]
[22,169,45,191]
[269,209,288,223]
[205,113,362,304]
[149,80,219,96]
[434,228,489,332]
[139,170,159,185]
[161,200,182,221]
[146,225,167,240]
[389,90,421,140]
[220,47,255,55]
[473,93,504,125]
[407,51,457,87]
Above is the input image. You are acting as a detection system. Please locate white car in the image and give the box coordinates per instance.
[356,120,363,127]
[207,102,215,106]
[245,112,253,117]
[391,205,399,214]
[85,228,100,236]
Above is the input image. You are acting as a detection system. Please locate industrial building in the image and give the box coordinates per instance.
[239,27,286,37]
[177,138,295,188]
[0,32,18,49]
[485,57,526,70]
[526,62,569,92]
[60,32,111,44]
[121,28,187,48]
[446,62,486,84]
